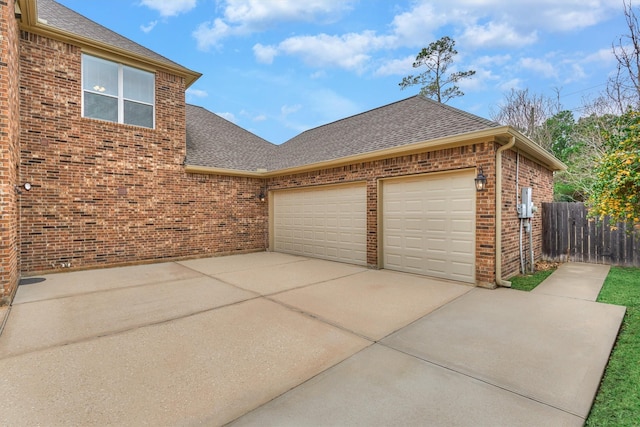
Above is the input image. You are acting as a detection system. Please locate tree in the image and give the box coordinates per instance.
[490,88,561,150]
[608,0,640,111]
[399,36,475,103]
[588,109,640,224]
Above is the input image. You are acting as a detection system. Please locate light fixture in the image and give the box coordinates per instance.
[258,189,266,202]
[15,182,32,194]
[475,167,487,191]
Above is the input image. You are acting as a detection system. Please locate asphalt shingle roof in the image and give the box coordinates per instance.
[186,96,501,172]
[273,95,500,170]
[186,105,279,171]
[37,0,191,72]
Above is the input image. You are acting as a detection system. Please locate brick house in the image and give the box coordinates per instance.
[0,0,565,305]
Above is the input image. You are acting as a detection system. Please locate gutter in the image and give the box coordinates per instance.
[495,136,516,287]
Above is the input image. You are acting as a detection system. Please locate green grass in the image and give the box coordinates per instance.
[586,267,640,426]
[509,268,555,291]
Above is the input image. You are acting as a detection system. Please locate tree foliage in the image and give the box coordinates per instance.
[490,2,640,216]
[588,110,640,224]
[399,36,475,103]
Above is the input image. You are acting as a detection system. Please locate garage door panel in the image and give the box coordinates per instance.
[425,218,446,232]
[451,239,474,253]
[405,236,423,249]
[273,184,367,266]
[451,199,474,212]
[451,219,473,233]
[383,171,475,283]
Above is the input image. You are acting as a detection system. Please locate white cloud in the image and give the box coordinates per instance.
[186,88,208,98]
[253,43,279,64]
[564,63,588,83]
[374,55,415,77]
[253,114,267,122]
[280,104,302,117]
[385,0,619,51]
[389,2,447,47]
[519,57,558,79]
[193,0,355,50]
[140,20,158,33]
[458,68,499,92]
[216,111,237,122]
[221,0,354,27]
[583,47,616,65]
[256,31,394,72]
[460,22,537,48]
[473,54,512,68]
[498,78,523,92]
[310,70,327,79]
[193,19,232,50]
[140,0,197,17]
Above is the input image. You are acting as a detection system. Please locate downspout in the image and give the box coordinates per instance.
[495,136,516,287]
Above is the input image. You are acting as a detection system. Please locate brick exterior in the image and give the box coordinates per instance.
[0,9,557,299]
[500,149,554,279]
[18,31,267,275]
[267,142,498,286]
[267,142,553,287]
[0,0,21,304]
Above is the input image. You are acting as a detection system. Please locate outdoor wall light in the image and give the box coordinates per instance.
[258,189,266,202]
[475,167,487,191]
[15,182,32,194]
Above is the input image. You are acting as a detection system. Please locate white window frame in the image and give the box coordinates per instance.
[82,54,155,129]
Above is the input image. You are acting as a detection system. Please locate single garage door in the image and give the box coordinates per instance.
[382,171,475,283]
[272,183,367,265]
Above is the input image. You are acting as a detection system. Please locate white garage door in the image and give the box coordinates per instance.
[382,171,476,283]
[272,183,367,265]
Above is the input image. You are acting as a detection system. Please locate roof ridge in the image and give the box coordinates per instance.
[414,94,500,127]
[186,104,277,147]
[280,95,424,145]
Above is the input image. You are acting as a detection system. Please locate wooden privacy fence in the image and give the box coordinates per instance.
[542,202,640,266]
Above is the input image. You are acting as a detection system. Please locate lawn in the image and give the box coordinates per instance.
[509,268,555,291]
[587,267,640,427]
[511,265,640,426]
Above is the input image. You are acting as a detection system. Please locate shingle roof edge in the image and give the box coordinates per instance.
[18,0,202,87]
[184,125,566,177]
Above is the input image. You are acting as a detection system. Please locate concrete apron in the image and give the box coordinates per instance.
[0,254,625,426]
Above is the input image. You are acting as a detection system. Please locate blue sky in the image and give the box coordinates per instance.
[57,0,627,144]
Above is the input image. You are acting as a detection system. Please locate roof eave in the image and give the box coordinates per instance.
[184,165,267,178]
[18,0,202,87]
[504,127,568,171]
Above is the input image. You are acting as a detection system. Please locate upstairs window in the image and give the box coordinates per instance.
[82,54,155,128]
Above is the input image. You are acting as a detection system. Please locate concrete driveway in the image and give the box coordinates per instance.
[0,253,625,426]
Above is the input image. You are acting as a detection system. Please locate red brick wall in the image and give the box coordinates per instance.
[0,0,21,304]
[268,142,497,286]
[500,149,554,279]
[18,32,267,274]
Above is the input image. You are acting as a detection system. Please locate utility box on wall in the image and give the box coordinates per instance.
[518,187,534,219]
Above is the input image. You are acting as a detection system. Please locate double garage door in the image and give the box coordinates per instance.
[272,171,475,283]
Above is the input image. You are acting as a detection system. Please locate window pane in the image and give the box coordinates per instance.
[84,92,118,122]
[83,55,118,96]
[124,66,154,104]
[124,100,153,128]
